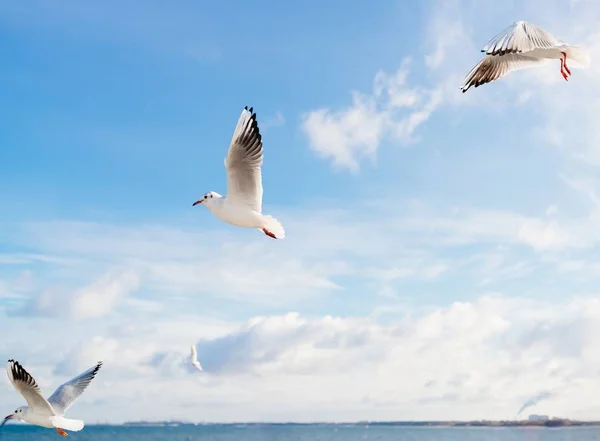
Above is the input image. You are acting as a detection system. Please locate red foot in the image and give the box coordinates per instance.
[56,428,68,437]
[262,228,277,239]
[561,70,569,81]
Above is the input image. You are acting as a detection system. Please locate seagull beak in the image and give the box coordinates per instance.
[192,200,203,206]
[0,415,15,427]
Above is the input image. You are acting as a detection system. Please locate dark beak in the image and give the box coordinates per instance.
[0,415,14,427]
[192,200,203,206]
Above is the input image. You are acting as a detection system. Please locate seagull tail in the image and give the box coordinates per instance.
[260,215,285,239]
[565,45,591,69]
[52,417,85,432]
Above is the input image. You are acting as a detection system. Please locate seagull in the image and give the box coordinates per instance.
[190,345,203,372]
[461,21,590,92]
[192,106,285,240]
[2,360,103,437]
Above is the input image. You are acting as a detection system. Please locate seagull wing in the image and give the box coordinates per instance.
[6,360,55,415]
[461,53,550,92]
[482,21,560,56]
[47,361,103,416]
[190,345,203,371]
[224,106,264,213]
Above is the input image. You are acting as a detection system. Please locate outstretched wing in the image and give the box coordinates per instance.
[482,21,560,56]
[224,106,264,213]
[6,360,55,415]
[461,53,550,92]
[47,361,103,416]
[190,345,203,371]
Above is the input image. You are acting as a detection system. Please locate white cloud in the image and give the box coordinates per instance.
[301,60,442,172]
[24,269,140,320]
[517,219,570,251]
[6,182,600,321]
[68,269,140,320]
[3,295,600,422]
[301,92,386,172]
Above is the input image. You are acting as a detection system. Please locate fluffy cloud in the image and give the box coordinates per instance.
[1,188,600,421]
[3,295,600,423]
[301,60,442,172]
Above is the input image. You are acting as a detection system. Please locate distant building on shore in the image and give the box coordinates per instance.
[528,415,549,421]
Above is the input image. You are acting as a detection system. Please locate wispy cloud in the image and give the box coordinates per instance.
[301,60,442,172]
[16,269,140,320]
[262,111,286,131]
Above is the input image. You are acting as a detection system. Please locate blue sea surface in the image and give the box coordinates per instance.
[2,425,600,441]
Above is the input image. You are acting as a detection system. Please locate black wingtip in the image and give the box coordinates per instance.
[91,361,103,377]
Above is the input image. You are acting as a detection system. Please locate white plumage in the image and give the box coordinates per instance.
[461,21,590,92]
[2,360,102,437]
[192,106,285,239]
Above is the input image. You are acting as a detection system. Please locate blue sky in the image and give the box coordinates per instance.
[2,0,600,424]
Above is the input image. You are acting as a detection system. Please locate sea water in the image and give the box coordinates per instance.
[2,424,600,441]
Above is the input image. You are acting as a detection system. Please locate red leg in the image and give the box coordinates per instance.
[561,51,572,75]
[559,57,569,81]
[55,428,68,437]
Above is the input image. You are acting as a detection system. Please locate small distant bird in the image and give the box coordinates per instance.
[2,360,103,437]
[192,106,285,240]
[461,21,590,92]
[190,345,203,372]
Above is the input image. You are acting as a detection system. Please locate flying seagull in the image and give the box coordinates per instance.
[192,106,285,240]
[190,345,203,372]
[461,20,590,92]
[2,360,103,437]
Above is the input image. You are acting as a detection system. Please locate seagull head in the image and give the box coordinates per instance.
[193,191,221,207]
[2,407,26,425]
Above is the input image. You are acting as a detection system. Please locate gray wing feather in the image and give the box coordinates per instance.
[47,361,103,416]
[482,21,560,56]
[224,106,264,213]
[461,53,549,92]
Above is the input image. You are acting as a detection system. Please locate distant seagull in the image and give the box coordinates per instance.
[2,360,102,437]
[192,106,285,240]
[461,21,590,92]
[190,345,203,372]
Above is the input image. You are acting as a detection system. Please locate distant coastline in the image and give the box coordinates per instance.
[120,419,600,428]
